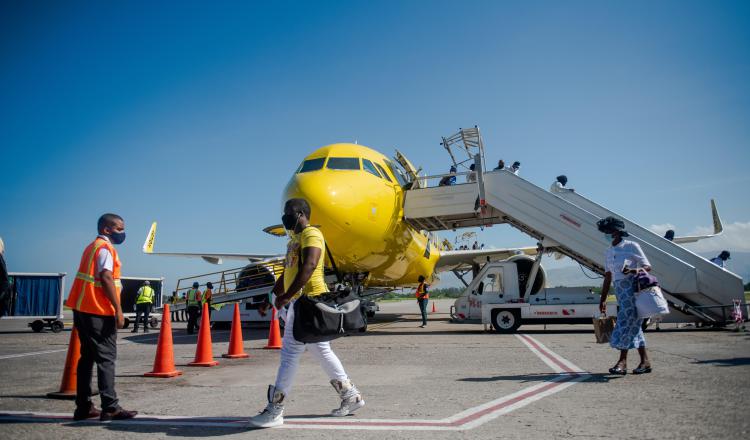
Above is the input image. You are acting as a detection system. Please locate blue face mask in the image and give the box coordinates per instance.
[604,233,614,243]
[109,231,126,245]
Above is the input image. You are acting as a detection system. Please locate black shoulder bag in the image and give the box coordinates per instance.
[292,240,366,343]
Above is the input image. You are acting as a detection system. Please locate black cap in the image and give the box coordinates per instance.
[596,216,629,237]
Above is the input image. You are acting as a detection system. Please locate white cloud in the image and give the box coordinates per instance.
[683,221,750,253]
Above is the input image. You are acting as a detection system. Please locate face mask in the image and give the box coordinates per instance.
[109,231,126,245]
[281,213,299,230]
[604,233,614,243]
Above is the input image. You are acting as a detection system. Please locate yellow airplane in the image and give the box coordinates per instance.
[143,142,538,289]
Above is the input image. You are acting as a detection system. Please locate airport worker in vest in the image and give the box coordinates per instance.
[202,281,214,318]
[416,275,429,328]
[247,198,364,428]
[185,282,202,334]
[550,175,574,193]
[597,216,653,375]
[132,280,154,333]
[710,250,730,268]
[64,213,137,421]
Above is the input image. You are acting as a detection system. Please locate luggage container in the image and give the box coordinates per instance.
[120,276,164,329]
[0,272,66,333]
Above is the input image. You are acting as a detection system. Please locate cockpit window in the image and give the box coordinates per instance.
[374,163,392,182]
[362,159,382,178]
[327,157,360,170]
[298,157,326,173]
[384,159,408,186]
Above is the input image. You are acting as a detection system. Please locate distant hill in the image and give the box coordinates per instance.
[544,251,750,288]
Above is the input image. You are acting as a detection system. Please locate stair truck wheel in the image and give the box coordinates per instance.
[51,320,64,333]
[491,309,522,334]
[149,317,159,329]
[30,320,45,333]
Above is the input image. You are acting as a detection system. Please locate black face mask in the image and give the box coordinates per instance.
[281,213,299,230]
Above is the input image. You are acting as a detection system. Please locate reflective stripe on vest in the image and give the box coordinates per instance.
[136,286,154,304]
[65,237,122,316]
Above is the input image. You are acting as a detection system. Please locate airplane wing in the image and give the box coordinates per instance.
[434,246,540,272]
[673,199,723,244]
[142,222,283,265]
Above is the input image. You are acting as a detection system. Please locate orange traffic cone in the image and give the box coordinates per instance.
[263,307,282,349]
[431,301,437,313]
[145,304,183,377]
[47,327,84,399]
[222,303,249,359]
[188,303,219,367]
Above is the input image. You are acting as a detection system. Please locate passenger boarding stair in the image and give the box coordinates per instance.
[167,262,282,313]
[404,170,745,323]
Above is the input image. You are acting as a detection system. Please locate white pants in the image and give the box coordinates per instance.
[274,300,349,396]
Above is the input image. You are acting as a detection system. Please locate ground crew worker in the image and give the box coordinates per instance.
[203,281,213,319]
[64,213,137,421]
[416,275,429,328]
[132,280,154,333]
[247,198,364,428]
[185,281,202,334]
[169,291,178,321]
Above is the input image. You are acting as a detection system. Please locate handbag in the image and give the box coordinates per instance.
[593,314,616,343]
[290,233,365,343]
[633,270,670,319]
[292,289,366,343]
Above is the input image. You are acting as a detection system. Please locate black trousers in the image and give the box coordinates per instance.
[134,303,151,331]
[74,310,119,412]
[187,305,200,333]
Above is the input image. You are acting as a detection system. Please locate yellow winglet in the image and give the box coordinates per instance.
[143,222,157,253]
[263,224,287,237]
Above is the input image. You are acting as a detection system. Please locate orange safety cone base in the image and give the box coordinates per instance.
[188,360,219,367]
[144,370,183,377]
[222,353,250,359]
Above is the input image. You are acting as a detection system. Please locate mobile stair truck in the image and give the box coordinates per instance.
[0,272,66,333]
[402,127,746,332]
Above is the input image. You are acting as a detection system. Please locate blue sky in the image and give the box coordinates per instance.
[2,0,749,293]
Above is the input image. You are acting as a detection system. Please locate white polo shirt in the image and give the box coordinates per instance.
[96,235,114,276]
[605,239,650,281]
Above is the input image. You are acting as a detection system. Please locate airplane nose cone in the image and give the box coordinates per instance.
[282,172,354,233]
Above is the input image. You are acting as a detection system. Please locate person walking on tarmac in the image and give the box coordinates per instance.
[247,198,364,428]
[416,275,429,328]
[202,282,214,319]
[132,280,154,333]
[186,282,202,334]
[64,214,137,421]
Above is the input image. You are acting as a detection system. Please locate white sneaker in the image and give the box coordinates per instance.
[246,385,284,428]
[330,379,365,417]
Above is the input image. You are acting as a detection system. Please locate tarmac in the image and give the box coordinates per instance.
[0,299,749,439]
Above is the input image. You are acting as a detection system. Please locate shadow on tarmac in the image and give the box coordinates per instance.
[121,329,268,345]
[693,357,750,367]
[457,373,617,384]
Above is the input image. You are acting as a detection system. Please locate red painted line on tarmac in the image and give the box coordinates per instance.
[517,333,576,373]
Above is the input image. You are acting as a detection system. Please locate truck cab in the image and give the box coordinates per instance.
[451,256,606,333]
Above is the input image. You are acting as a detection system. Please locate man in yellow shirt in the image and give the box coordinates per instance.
[247,198,364,428]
